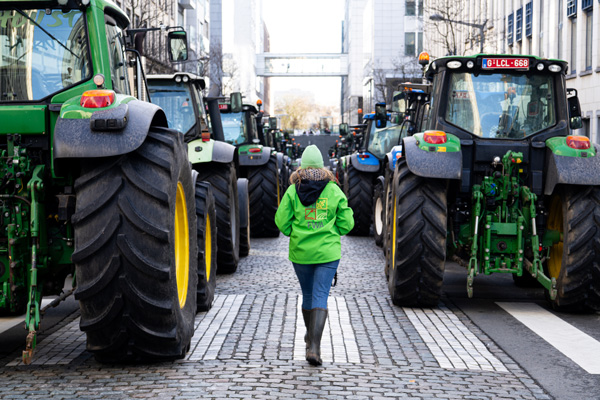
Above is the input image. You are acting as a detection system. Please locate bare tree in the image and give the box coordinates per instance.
[423,0,476,57]
[207,42,239,97]
[276,94,312,131]
[122,0,176,74]
[366,58,422,108]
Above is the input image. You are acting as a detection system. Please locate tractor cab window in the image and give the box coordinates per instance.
[367,124,404,159]
[147,80,196,134]
[105,16,129,94]
[0,8,92,101]
[221,112,247,145]
[445,72,556,138]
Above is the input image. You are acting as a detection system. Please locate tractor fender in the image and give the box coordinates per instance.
[276,152,284,170]
[403,136,461,179]
[350,153,379,173]
[53,100,167,159]
[239,146,273,166]
[544,146,600,195]
[385,145,404,172]
[188,139,236,165]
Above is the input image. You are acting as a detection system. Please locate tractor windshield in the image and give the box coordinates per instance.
[445,72,556,138]
[148,81,196,134]
[0,8,92,102]
[221,112,247,145]
[367,124,403,159]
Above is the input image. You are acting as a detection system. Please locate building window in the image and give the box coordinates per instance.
[418,32,423,54]
[406,0,416,16]
[582,0,593,11]
[571,18,577,74]
[508,13,514,46]
[405,32,416,55]
[516,8,523,42]
[567,0,577,17]
[586,11,593,70]
[525,3,533,37]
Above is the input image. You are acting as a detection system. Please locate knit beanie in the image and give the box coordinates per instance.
[300,145,324,169]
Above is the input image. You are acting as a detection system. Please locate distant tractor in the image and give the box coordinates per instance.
[219,94,282,238]
[147,73,244,274]
[387,54,600,312]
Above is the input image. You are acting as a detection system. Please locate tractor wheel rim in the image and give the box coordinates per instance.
[175,182,190,308]
[375,196,383,235]
[206,214,212,281]
[547,194,563,280]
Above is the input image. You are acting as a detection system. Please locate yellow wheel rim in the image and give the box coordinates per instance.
[547,194,563,280]
[391,195,397,271]
[175,182,189,308]
[205,214,212,281]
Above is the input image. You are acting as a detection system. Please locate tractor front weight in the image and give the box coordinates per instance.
[462,150,556,299]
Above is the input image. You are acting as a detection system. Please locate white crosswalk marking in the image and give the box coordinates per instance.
[293,296,361,363]
[497,302,600,374]
[187,294,245,360]
[404,305,508,372]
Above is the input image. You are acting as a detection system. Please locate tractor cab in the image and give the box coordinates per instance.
[147,73,210,142]
[218,93,263,146]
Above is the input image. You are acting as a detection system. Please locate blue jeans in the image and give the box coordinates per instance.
[293,260,340,310]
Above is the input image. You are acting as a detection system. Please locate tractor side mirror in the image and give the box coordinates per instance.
[567,91,583,130]
[168,31,188,62]
[230,92,243,113]
[375,102,387,128]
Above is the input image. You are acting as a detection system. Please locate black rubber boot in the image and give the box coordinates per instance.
[302,308,311,350]
[306,308,327,366]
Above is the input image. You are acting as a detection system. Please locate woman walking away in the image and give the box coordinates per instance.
[275,145,354,366]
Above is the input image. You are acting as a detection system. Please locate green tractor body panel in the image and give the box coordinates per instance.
[546,136,596,157]
[0,106,48,134]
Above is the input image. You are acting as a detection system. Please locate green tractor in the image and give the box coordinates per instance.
[387,54,600,312]
[0,0,211,363]
[146,73,245,271]
[219,94,282,238]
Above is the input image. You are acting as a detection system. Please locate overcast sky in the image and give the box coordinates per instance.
[262,0,344,107]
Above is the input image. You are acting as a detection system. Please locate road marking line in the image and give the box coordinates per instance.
[0,299,54,335]
[497,302,600,374]
[187,294,245,361]
[404,306,508,372]
[294,296,360,363]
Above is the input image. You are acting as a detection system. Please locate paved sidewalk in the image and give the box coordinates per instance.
[0,236,552,399]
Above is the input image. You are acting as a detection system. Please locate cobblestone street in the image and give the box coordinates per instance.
[0,236,552,399]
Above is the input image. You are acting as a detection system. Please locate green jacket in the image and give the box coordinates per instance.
[275,180,354,264]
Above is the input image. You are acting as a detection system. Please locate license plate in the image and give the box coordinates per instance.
[482,58,529,70]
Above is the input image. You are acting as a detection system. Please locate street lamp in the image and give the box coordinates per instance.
[429,14,488,54]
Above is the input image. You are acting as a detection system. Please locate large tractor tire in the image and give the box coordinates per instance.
[195,181,217,311]
[248,155,280,238]
[238,178,251,257]
[72,127,198,362]
[545,186,600,312]
[372,178,385,247]
[196,162,239,274]
[345,164,373,236]
[388,160,447,307]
